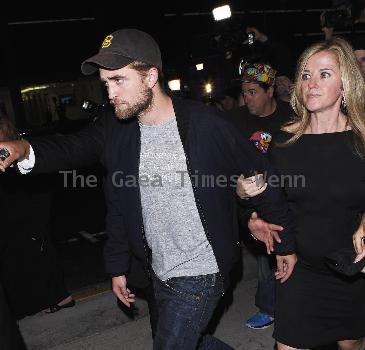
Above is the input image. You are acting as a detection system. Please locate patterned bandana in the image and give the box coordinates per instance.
[238,61,276,86]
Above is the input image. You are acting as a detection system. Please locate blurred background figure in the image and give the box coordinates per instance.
[219,84,241,112]
[243,26,295,79]
[319,2,365,78]
[275,75,294,103]
[351,35,365,76]
[0,115,75,320]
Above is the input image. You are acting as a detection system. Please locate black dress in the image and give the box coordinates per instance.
[271,131,365,348]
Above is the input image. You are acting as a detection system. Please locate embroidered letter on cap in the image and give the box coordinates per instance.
[102,35,113,48]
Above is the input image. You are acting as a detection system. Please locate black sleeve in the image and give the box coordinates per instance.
[221,121,296,255]
[103,175,130,277]
[30,111,108,174]
[237,198,255,231]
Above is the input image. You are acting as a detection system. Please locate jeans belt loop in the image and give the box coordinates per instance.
[212,273,217,286]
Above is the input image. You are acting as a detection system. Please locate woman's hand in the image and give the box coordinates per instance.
[353,215,365,273]
[352,215,365,273]
[236,174,267,199]
[275,254,297,283]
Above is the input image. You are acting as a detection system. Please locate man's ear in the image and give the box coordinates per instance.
[146,67,159,88]
[268,86,274,98]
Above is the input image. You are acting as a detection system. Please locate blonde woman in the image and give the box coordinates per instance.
[237,37,365,350]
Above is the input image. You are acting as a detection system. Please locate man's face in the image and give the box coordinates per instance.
[100,65,153,120]
[241,82,273,116]
[354,49,365,76]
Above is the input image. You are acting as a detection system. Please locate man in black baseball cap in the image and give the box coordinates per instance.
[81,29,162,75]
[80,28,166,122]
[0,28,296,350]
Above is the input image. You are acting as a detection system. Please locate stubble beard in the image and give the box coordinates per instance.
[114,86,153,120]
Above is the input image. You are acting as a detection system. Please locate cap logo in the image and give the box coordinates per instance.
[101,35,113,49]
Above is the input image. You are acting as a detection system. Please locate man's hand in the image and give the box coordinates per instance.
[248,212,283,254]
[275,254,297,283]
[112,275,135,307]
[320,12,334,40]
[0,140,30,172]
[321,26,334,40]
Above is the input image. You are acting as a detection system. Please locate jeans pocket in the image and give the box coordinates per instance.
[164,275,213,301]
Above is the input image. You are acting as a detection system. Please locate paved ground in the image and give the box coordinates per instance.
[17,247,337,350]
[18,247,280,350]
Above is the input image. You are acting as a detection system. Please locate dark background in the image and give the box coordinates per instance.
[0,0,354,83]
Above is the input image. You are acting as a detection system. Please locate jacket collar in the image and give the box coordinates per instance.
[171,96,190,152]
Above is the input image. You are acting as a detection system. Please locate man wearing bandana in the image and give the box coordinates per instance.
[228,62,293,330]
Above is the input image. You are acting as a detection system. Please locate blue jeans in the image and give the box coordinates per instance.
[152,272,233,350]
[255,253,276,316]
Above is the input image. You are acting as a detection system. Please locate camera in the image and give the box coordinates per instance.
[82,100,99,114]
[247,32,255,45]
[81,100,107,117]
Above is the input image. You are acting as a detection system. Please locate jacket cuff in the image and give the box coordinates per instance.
[275,249,296,256]
[109,273,124,278]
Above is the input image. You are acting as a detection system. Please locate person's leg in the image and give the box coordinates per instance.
[152,273,229,350]
[338,338,365,350]
[246,253,275,329]
[143,282,158,339]
[255,253,275,315]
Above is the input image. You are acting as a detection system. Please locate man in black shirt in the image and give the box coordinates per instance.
[229,62,292,151]
[228,62,293,330]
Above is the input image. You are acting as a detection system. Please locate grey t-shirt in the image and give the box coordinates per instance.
[139,117,218,281]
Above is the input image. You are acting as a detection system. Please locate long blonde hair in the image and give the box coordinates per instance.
[287,37,365,158]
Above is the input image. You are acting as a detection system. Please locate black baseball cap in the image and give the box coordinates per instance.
[81,29,162,75]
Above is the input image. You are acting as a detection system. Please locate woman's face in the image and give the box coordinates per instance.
[301,50,343,114]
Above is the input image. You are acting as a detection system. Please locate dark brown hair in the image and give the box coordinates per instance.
[130,61,165,90]
[0,116,19,142]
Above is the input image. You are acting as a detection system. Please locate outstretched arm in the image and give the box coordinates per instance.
[0,112,108,174]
